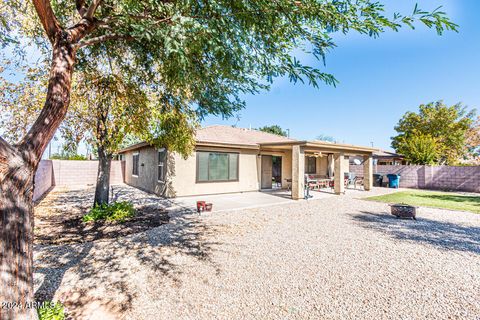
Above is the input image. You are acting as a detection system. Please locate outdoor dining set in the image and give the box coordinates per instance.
[303,172,365,191]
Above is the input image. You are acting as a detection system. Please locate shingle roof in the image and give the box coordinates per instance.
[374,150,403,158]
[117,125,295,153]
[196,125,295,146]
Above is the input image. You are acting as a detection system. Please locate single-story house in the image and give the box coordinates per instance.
[118,125,376,199]
[374,150,406,165]
[350,150,406,166]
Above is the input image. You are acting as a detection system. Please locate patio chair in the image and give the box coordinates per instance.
[285,178,292,191]
[353,176,364,189]
[327,179,349,192]
[305,174,315,190]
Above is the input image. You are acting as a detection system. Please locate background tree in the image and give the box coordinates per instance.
[0,64,46,143]
[0,1,457,318]
[64,67,197,205]
[316,134,336,142]
[395,134,440,165]
[49,150,87,160]
[465,116,480,163]
[258,125,288,137]
[117,134,142,151]
[391,101,475,165]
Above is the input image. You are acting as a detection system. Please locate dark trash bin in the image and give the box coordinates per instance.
[373,174,383,187]
[387,174,400,188]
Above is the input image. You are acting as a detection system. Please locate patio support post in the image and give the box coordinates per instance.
[291,145,305,200]
[363,154,373,191]
[334,153,346,195]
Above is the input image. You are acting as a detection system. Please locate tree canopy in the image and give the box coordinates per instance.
[3,0,458,127]
[316,134,335,142]
[395,134,440,165]
[467,117,480,150]
[258,125,288,137]
[391,101,476,165]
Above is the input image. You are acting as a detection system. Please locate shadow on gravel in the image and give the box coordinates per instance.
[351,211,480,255]
[35,213,222,319]
[34,186,220,319]
[34,186,180,245]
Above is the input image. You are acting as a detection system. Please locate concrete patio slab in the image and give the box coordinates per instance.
[167,187,360,213]
[170,190,296,213]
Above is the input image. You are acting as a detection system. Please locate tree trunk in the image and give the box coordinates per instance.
[0,36,75,319]
[94,147,112,206]
[0,142,36,320]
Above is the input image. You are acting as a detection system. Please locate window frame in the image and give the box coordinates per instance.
[132,152,139,177]
[306,156,316,174]
[196,151,239,183]
[157,148,167,182]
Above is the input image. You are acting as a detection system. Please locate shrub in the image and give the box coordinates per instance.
[83,201,136,222]
[50,153,87,160]
[37,301,65,320]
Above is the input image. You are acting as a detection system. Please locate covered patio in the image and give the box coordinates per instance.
[258,140,376,199]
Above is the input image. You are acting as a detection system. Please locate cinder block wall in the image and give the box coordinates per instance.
[52,160,124,186]
[33,160,125,201]
[350,164,480,192]
[33,160,53,201]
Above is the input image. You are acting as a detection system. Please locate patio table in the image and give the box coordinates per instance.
[316,178,331,189]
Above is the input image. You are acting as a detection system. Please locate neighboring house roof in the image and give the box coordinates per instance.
[373,150,404,159]
[117,141,150,153]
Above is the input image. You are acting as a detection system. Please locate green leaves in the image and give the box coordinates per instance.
[83,201,136,222]
[2,1,459,159]
[397,134,440,165]
[258,125,288,137]
[37,301,65,320]
[60,0,459,121]
[392,101,476,165]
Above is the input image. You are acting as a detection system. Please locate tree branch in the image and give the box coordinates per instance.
[77,34,134,48]
[85,0,102,20]
[76,0,87,17]
[31,0,61,43]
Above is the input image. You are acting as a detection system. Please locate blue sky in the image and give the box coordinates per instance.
[4,1,477,156]
[203,0,480,151]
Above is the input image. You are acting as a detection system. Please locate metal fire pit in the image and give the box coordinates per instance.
[390,204,417,220]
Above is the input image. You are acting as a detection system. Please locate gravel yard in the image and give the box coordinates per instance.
[34,186,480,319]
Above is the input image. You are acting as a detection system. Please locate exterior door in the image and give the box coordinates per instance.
[261,155,273,189]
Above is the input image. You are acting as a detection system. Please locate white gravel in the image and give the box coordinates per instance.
[34,186,480,319]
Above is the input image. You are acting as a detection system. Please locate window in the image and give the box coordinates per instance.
[197,151,239,182]
[306,156,316,174]
[158,149,167,182]
[132,153,139,176]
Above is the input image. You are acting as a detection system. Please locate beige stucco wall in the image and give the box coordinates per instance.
[124,146,163,194]
[317,156,328,175]
[123,145,296,197]
[123,145,362,198]
[282,150,292,188]
[304,155,348,176]
[304,156,328,176]
[170,146,260,197]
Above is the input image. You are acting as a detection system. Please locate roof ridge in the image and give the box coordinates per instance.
[199,125,294,140]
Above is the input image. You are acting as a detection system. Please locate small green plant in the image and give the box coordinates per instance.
[37,301,65,320]
[83,201,136,222]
